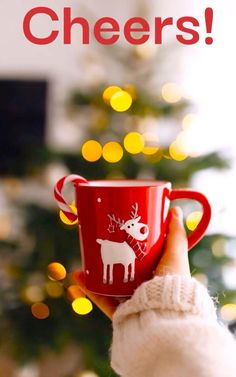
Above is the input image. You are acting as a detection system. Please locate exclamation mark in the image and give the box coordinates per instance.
[205,7,213,45]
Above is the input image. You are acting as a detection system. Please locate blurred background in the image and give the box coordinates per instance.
[0,0,236,376]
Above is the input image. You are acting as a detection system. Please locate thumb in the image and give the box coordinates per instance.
[155,207,191,277]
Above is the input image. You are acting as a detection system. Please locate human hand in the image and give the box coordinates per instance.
[75,207,190,320]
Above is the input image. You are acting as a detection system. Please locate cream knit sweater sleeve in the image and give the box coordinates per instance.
[110,275,236,377]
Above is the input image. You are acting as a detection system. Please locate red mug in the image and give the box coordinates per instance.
[54,175,211,296]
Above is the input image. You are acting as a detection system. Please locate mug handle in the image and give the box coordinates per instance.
[54,175,88,222]
[169,189,211,250]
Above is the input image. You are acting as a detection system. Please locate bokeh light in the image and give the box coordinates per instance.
[142,132,159,155]
[110,91,133,112]
[31,303,50,320]
[72,297,93,315]
[186,211,203,231]
[59,203,78,225]
[169,141,188,161]
[67,285,85,301]
[161,83,182,103]
[103,142,123,163]
[102,86,121,105]
[22,285,45,304]
[77,371,99,377]
[212,238,226,258]
[82,140,102,162]
[45,281,64,298]
[47,262,67,281]
[146,149,163,163]
[220,304,236,321]
[123,84,137,100]
[124,132,144,154]
[193,273,208,287]
[135,43,157,59]
[0,214,11,240]
[182,114,198,130]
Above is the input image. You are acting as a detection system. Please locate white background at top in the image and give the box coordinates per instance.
[0,0,235,235]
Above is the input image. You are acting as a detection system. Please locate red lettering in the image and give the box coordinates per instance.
[23,7,59,45]
[155,17,173,44]
[124,17,150,45]
[94,17,120,45]
[176,17,200,45]
[64,8,89,44]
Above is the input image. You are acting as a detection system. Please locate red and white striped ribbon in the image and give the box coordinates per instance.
[54,174,88,222]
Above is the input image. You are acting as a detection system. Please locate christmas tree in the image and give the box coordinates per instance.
[0,8,235,377]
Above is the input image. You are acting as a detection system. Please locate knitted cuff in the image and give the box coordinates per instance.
[113,275,217,325]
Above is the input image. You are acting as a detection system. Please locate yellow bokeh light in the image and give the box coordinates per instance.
[123,84,137,100]
[182,114,197,130]
[220,304,236,321]
[60,203,78,226]
[82,140,102,162]
[72,297,93,315]
[186,211,203,231]
[67,285,85,301]
[102,86,122,105]
[143,147,159,155]
[124,132,144,154]
[45,281,64,298]
[22,285,45,304]
[110,91,133,112]
[161,83,182,103]
[142,132,159,155]
[169,141,188,161]
[31,303,50,320]
[77,371,99,377]
[146,149,163,163]
[103,142,123,163]
[47,262,67,281]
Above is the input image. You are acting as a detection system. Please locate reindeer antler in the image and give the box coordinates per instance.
[130,202,138,219]
[108,214,125,227]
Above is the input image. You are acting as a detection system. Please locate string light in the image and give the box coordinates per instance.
[186,211,203,231]
[161,83,182,103]
[124,132,144,154]
[45,281,64,298]
[67,285,85,301]
[82,140,102,162]
[72,297,93,315]
[102,86,121,105]
[169,141,188,161]
[220,304,236,321]
[59,203,78,226]
[110,91,133,112]
[103,142,123,163]
[31,303,50,320]
[47,262,67,281]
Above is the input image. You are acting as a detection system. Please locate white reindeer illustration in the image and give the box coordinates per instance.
[96,203,149,284]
